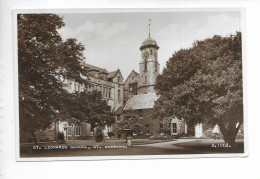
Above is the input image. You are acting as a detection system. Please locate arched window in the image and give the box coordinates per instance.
[144,59,147,72]
[150,49,153,55]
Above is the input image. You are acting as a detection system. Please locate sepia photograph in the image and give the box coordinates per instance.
[16,9,245,160]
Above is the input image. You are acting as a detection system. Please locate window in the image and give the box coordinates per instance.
[133,83,137,95]
[90,124,95,133]
[150,49,153,55]
[117,77,120,84]
[118,89,121,102]
[102,86,105,96]
[172,123,177,134]
[116,114,121,122]
[74,125,81,136]
[133,125,139,136]
[67,124,72,136]
[108,88,111,98]
[69,83,72,90]
[139,109,143,119]
[145,124,150,135]
[155,61,157,72]
[106,87,108,98]
[160,123,164,134]
[145,76,147,84]
[74,84,77,91]
[129,84,132,91]
[144,60,147,72]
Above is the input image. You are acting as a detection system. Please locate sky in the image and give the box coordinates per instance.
[58,10,241,80]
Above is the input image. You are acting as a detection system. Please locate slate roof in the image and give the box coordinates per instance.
[85,63,108,73]
[108,70,118,79]
[114,106,124,114]
[123,93,159,110]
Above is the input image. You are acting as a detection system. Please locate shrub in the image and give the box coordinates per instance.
[96,134,103,142]
[107,132,115,139]
[57,132,65,141]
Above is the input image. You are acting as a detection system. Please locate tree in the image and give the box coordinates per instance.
[154,32,243,149]
[114,109,141,137]
[68,91,115,127]
[18,14,88,143]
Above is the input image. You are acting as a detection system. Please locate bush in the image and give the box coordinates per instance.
[57,132,65,141]
[96,134,103,142]
[107,132,115,139]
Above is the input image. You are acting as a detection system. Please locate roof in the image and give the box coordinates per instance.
[108,70,118,79]
[108,69,123,80]
[124,70,139,83]
[114,106,123,114]
[140,36,159,50]
[123,93,159,110]
[142,36,158,46]
[85,63,108,73]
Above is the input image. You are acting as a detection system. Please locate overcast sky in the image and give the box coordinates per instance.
[58,10,241,80]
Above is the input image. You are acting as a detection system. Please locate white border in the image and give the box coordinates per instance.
[13,8,248,162]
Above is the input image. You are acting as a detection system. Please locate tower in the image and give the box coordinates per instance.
[138,20,160,94]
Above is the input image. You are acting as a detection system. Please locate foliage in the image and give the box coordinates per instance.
[67,90,115,127]
[114,109,140,135]
[154,32,243,148]
[95,126,104,142]
[18,14,113,144]
[107,132,115,138]
[57,132,65,140]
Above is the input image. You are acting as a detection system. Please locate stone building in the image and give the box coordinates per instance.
[58,63,124,140]
[122,33,187,138]
[122,34,221,138]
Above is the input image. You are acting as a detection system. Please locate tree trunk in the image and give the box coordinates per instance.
[223,133,237,152]
[219,120,242,153]
[30,128,37,144]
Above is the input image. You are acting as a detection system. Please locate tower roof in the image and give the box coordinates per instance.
[142,36,158,46]
[140,36,159,50]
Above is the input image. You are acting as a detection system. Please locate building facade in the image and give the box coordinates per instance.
[123,34,207,138]
[122,34,185,138]
[59,64,124,140]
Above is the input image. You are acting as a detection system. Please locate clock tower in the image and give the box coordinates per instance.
[138,21,160,94]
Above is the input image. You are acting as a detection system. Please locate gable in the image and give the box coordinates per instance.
[124,70,139,84]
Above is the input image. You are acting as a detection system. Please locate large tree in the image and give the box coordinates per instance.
[18,14,88,143]
[68,91,115,127]
[154,32,243,148]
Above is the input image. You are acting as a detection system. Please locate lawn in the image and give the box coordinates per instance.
[172,139,244,153]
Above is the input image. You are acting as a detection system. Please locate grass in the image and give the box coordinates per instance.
[19,138,244,158]
[172,139,244,153]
